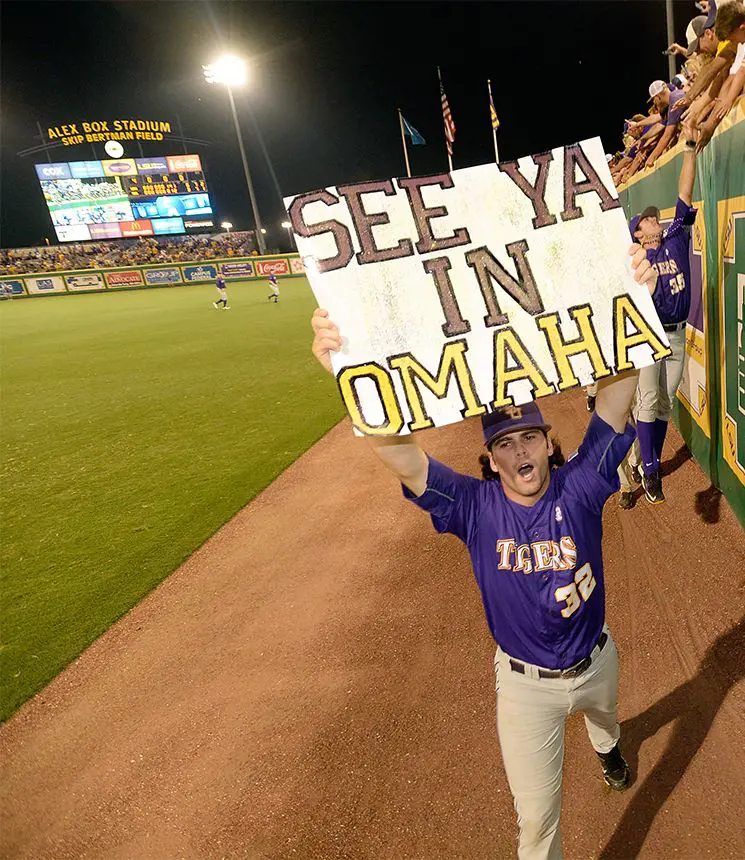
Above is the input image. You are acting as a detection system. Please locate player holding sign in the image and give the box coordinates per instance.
[312,245,658,860]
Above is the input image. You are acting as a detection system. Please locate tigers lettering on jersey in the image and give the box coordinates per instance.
[652,258,679,276]
[496,537,577,573]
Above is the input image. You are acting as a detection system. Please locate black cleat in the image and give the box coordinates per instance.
[597,744,630,791]
[630,464,643,485]
[586,395,596,413]
[618,490,635,510]
[641,470,665,504]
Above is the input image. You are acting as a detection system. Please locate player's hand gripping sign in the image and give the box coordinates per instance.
[285,137,670,435]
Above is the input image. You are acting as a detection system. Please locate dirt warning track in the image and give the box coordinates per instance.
[1,389,744,859]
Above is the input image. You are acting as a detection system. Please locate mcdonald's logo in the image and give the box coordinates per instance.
[120,219,153,236]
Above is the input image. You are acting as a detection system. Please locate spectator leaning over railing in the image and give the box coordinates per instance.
[675,2,740,125]
[696,1,745,147]
[644,80,689,168]
[612,111,665,184]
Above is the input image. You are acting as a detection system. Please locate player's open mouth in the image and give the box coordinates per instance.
[517,463,535,478]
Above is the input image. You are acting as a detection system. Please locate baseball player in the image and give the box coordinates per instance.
[626,117,698,504]
[267,274,280,303]
[311,245,658,860]
[213,273,230,309]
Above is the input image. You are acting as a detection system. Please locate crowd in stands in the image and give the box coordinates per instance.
[610,0,745,185]
[0,231,260,275]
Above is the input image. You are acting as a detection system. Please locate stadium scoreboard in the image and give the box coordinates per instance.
[34,154,216,242]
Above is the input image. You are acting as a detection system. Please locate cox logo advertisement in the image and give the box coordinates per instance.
[182,264,217,282]
[35,162,72,181]
[1,280,25,296]
[145,268,182,285]
[256,259,290,277]
[65,273,105,291]
[220,262,255,278]
[105,270,144,288]
[102,159,138,177]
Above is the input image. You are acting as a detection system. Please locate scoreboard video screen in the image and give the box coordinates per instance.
[34,154,216,242]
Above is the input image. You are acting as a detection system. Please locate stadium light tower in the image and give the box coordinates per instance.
[281,220,296,250]
[203,55,267,255]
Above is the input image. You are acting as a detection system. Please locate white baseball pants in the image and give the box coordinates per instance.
[634,327,687,424]
[494,628,620,860]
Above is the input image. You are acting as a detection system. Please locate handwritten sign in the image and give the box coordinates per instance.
[285,137,669,435]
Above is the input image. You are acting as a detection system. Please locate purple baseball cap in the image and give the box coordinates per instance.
[629,205,661,239]
[482,402,552,447]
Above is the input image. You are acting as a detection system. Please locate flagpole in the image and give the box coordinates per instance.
[488,79,500,164]
[397,108,412,178]
[437,66,454,172]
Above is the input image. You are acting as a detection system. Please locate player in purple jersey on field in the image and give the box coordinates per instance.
[267,273,280,302]
[312,245,658,860]
[213,273,230,309]
[626,116,699,505]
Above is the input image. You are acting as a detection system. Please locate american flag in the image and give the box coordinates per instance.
[439,70,456,158]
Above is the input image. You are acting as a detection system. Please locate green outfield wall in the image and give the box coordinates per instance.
[619,104,745,526]
[0,253,305,297]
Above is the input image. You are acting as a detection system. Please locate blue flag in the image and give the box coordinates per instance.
[402,115,426,145]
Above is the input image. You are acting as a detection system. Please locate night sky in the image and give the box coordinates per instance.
[0,0,697,249]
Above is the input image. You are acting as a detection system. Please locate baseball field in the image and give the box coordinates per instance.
[0,279,345,721]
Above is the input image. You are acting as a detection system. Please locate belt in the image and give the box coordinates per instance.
[662,321,686,332]
[508,631,608,680]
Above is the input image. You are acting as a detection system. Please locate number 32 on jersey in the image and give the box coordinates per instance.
[554,562,597,618]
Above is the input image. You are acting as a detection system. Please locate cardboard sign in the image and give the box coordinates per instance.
[285,137,670,436]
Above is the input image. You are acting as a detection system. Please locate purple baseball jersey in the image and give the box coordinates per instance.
[403,413,635,669]
[648,197,697,325]
[665,89,687,127]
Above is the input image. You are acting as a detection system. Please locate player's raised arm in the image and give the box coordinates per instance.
[595,244,658,432]
[311,308,429,496]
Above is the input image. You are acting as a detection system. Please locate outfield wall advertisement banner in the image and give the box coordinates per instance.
[220,262,255,278]
[285,136,669,436]
[2,280,25,296]
[24,276,66,294]
[256,259,290,277]
[619,107,745,526]
[0,254,306,297]
[65,273,105,291]
[106,270,144,288]
[144,268,182,285]
[182,264,217,282]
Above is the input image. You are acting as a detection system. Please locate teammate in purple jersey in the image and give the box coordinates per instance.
[627,116,699,504]
[213,273,230,309]
[267,274,280,303]
[312,246,658,860]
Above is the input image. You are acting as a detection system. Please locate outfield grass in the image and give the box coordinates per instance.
[0,280,345,720]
